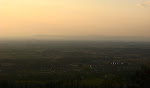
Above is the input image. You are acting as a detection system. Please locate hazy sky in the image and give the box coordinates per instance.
[0,0,150,37]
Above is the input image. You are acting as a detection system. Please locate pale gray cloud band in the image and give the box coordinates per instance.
[137,0,150,8]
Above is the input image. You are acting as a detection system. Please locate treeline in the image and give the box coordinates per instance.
[0,65,150,88]
[0,80,137,88]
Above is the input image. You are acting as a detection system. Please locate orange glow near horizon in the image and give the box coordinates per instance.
[1,0,150,37]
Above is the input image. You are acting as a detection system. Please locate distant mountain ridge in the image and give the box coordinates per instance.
[0,35,150,42]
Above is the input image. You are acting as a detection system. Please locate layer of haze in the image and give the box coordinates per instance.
[0,0,150,39]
